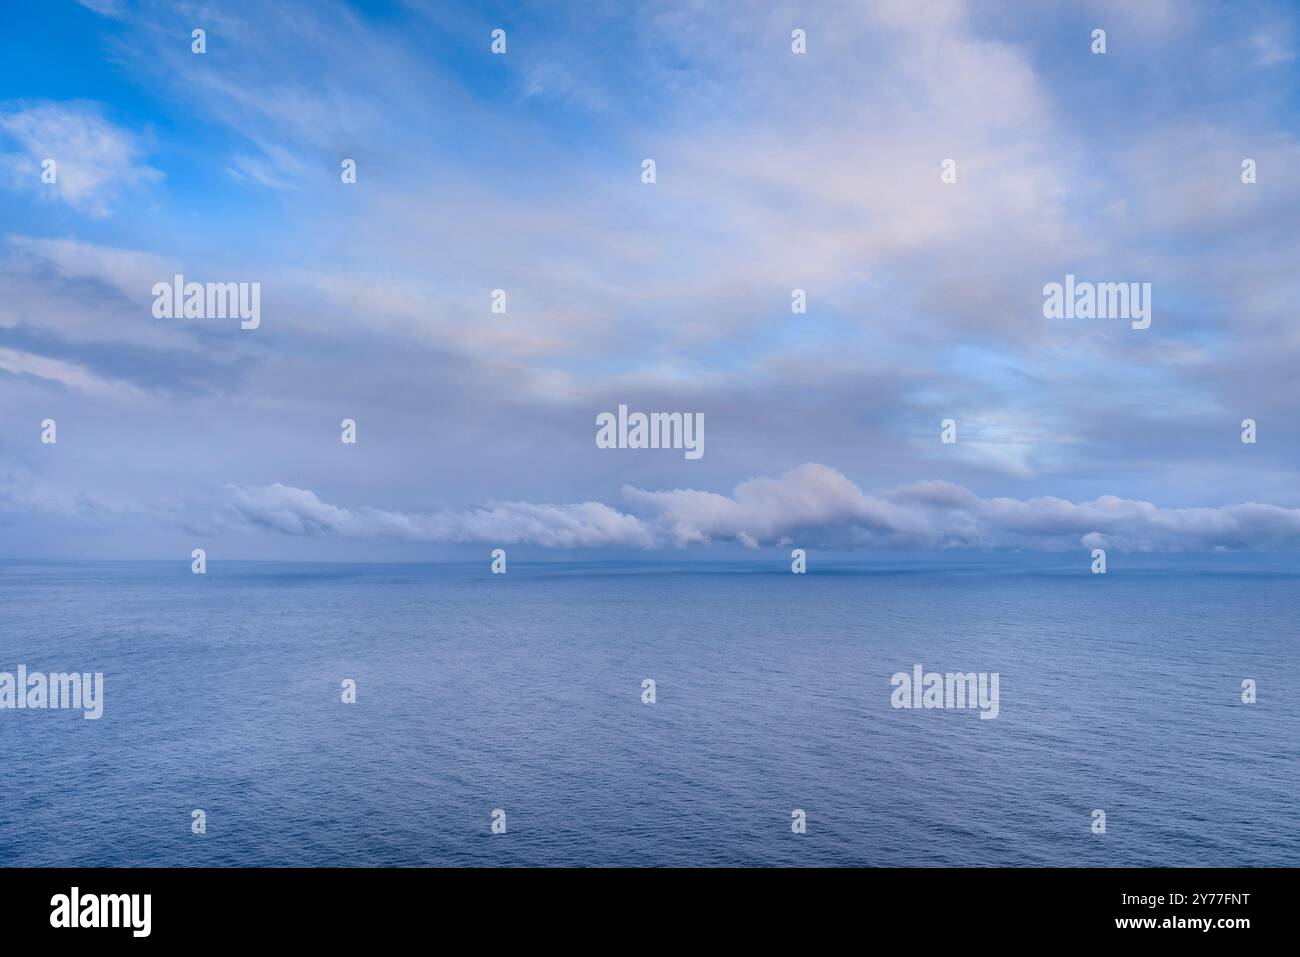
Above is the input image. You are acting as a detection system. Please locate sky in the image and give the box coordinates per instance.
[2,0,1300,561]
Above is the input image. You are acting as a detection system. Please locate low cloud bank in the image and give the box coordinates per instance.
[223,464,1300,553]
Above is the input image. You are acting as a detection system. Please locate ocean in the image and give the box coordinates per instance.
[1,559,1295,867]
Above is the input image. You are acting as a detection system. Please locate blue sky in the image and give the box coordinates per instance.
[2,0,1300,560]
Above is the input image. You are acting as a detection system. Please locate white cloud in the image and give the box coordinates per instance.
[226,141,309,191]
[0,102,161,216]
[622,464,933,547]
[0,346,141,397]
[74,0,123,17]
[219,465,1300,554]
[225,483,657,548]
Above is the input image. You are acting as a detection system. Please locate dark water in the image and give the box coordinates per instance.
[0,560,1295,866]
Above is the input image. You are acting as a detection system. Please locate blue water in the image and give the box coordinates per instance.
[0,560,1296,866]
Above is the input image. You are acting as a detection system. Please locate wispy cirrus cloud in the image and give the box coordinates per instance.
[0,101,161,216]
[74,0,124,18]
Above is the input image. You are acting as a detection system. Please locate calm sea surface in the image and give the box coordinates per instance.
[1,559,1296,866]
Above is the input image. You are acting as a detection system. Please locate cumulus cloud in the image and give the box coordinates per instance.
[0,102,161,215]
[221,465,1300,554]
[621,464,933,547]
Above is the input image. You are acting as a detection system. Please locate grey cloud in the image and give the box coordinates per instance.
[0,323,251,398]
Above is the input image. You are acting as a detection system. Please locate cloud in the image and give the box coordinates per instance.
[220,465,1300,554]
[0,236,254,396]
[0,468,174,523]
[1251,29,1295,67]
[224,483,657,548]
[4,0,1300,559]
[226,142,310,191]
[0,345,142,397]
[6,235,174,302]
[622,464,932,547]
[74,0,124,17]
[0,101,161,216]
